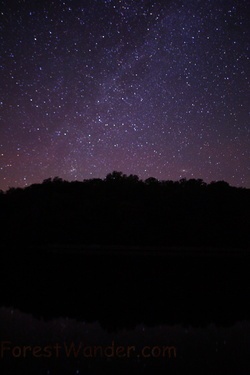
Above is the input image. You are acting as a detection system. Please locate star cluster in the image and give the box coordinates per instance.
[0,0,249,190]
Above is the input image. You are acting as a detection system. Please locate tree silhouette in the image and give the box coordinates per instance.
[0,172,249,248]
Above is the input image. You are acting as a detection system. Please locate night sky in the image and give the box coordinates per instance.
[0,0,249,191]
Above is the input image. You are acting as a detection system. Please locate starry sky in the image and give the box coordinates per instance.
[0,0,249,191]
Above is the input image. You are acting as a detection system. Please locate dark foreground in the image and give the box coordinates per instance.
[1,246,250,328]
[1,246,250,374]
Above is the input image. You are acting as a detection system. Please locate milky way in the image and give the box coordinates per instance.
[0,0,249,191]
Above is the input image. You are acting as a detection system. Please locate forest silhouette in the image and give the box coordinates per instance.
[1,171,250,329]
[0,171,249,249]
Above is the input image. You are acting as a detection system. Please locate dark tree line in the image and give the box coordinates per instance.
[0,171,249,248]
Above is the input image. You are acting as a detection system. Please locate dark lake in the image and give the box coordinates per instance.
[1,246,250,374]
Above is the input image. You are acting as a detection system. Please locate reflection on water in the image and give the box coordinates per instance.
[0,307,249,374]
[1,249,250,373]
